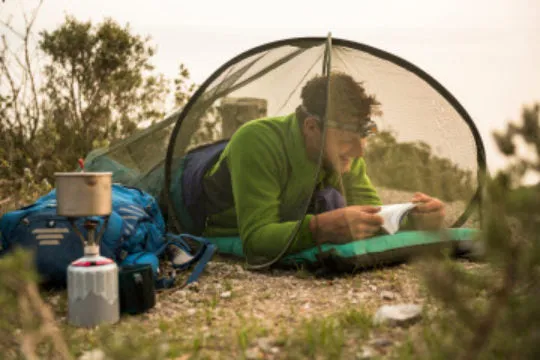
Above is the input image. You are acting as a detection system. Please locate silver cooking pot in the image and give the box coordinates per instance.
[55,172,112,217]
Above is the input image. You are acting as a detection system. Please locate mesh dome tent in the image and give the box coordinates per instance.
[85,35,486,269]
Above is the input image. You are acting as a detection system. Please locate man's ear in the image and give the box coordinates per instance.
[303,116,321,135]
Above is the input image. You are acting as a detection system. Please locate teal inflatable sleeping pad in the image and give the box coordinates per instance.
[207,228,480,271]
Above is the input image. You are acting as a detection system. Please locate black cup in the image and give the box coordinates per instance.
[118,264,156,314]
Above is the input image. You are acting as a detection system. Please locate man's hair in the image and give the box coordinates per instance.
[296,72,380,127]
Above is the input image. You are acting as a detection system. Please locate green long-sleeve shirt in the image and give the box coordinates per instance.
[201,113,381,258]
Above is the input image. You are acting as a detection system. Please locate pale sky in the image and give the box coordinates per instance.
[2,0,540,174]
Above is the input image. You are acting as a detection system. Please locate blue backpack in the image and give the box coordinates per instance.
[0,184,216,288]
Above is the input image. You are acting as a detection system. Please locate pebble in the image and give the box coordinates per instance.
[78,349,105,360]
[380,291,396,300]
[187,308,197,316]
[256,337,273,352]
[373,304,422,327]
[187,281,200,291]
[173,290,187,297]
[357,292,369,299]
[220,291,232,299]
[159,342,170,354]
[357,346,377,359]
[49,295,60,306]
[369,337,393,347]
[245,348,262,360]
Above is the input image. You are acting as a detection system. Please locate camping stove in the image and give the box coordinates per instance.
[55,170,119,328]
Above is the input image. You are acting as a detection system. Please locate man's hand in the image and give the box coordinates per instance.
[309,205,383,245]
[410,192,445,230]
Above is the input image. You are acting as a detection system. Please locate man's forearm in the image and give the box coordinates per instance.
[309,209,350,245]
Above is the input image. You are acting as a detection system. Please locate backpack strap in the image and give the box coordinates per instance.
[160,233,217,286]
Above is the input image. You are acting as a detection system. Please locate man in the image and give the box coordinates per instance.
[176,72,445,261]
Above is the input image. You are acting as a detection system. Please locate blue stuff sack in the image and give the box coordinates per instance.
[0,184,215,288]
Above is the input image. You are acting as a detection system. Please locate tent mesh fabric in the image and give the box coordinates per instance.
[85,36,486,267]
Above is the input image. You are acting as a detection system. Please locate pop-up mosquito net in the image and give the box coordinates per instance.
[85,36,486,269]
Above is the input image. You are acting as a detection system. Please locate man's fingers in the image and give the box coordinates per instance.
[360,213,384,225]
[353,206,381,213]
[412,192,427,198]
[346,206,383,224]
[414,200,444,213]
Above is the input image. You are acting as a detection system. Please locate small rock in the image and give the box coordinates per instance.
[369,284,377,291]
[159,342,170,354]
[78,349,105,360]
[302,302,311,310]
[174,290,187,297]
[270,346,280,354]
[220,291,232,299]
[187,308,197,316]
[380,291,396,300]
[49,295,60,306]
[373,304,422,327]
[187,281,200,291]
[369,337,393,347]
[245,348,262,360]
[256,337,273,352]
[357,346,377,359]
[358,292,370,299]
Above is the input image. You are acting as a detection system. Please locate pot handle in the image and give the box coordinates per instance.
[78,158,85,171]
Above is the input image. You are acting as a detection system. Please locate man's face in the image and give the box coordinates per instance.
[324,127,366,174]
[302,116,368,174]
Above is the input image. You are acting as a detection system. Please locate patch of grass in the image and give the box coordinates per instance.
[339,308,374,335]
[293,317,345,359]
[294,266,315,280]
[237,325,250,353]
[283,307,377,359]
[223,279,233,292]
[158,320,170,332]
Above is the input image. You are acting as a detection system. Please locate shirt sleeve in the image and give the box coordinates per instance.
[226,124,315,260]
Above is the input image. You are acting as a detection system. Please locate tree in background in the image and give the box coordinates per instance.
[0,4,195,186]
[36,16,170,177]
[0,0,45,182]
[174,63,196,109]
[406,103,540,359]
